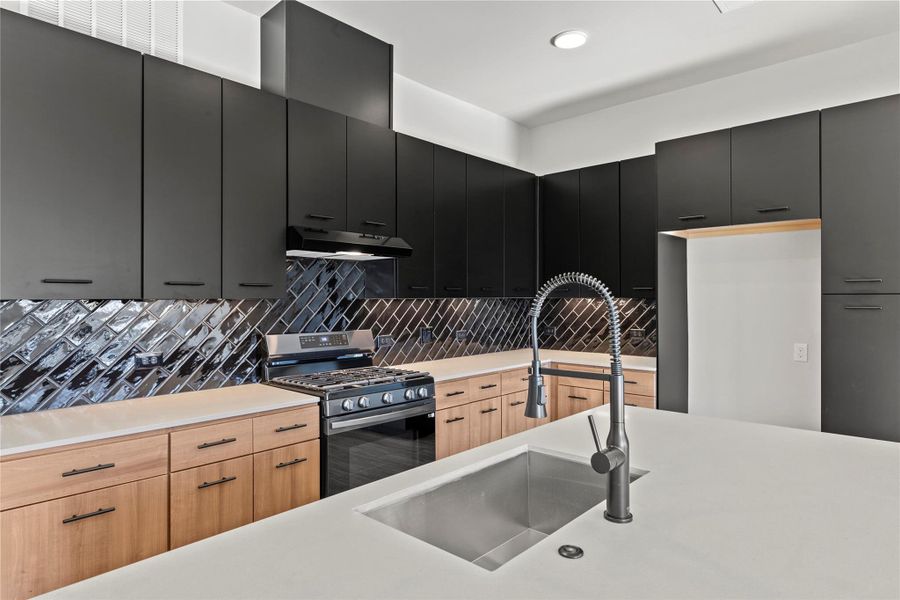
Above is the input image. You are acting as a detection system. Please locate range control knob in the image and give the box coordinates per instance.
[417,386,429,399]
[381,392,393,404]
[404,388,416,401]
[341,399,354,412]
[358,396,370,408]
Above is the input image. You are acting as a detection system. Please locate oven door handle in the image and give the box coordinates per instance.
[327,403,434,434]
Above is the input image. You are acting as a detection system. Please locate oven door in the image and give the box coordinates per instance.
[322,398,435,497]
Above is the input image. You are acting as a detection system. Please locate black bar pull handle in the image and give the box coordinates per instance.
[568,395,589,400]
[62,463,115,477]
[632,286,655,291]
[197,437,237,449]
[479,384,498,390]
[843,305,883,310]
[625,380,638,385]
[510,400,525,406]
[520,377,529,381]
[165,281,205,286]
[239,282,274,288]
[42,278,93,285]
[480,286,495,292]
[275,457,308,469]
[445,416,465,424]
[843,278,883,283]
[625,402,638,407]
[443,286,463,292]
[480,407,498,414]
[363,220,387,227]
[198,476,237,489]
[677,214,706,221]
[63,507,115,524]
[274,423,307,433]
[446,390,466,397]
[307,214,335,221]
[755,206,791,213]
[408,285,430,291]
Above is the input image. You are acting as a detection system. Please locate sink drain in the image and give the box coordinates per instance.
[558,544,584,559]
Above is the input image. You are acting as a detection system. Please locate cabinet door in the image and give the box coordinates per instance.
[502,391,530,437]
[169,455,253,548]
[822,295,899,442]
[467,156,505,297]
[434,146,468,297]
[1,476,167,600]
[222,80,286,299]
[732,111,820,225]
[822,95,900,294]
[657,129,731,231]
[620,156,657,299]
[143,56,222,299]
[504,167,537,297]
[347,117,396,235]
[540,170,580,297]
[397,134,435,297]
[0,11,141,300]
[580,162,620,296]
[253,440,319,521]
[469,397,502,448]
[287,100,347,230]
[436,405,470,459]
[556,385,604,420]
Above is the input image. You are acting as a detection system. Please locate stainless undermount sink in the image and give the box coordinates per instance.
[360,448,647,571]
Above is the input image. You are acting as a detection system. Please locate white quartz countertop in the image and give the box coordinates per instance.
[0,384,318,457]
[42,408,899,600]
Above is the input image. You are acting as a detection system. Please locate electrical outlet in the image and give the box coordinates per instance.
[376,334,394,349]
[134,351,162,371]
[793,343,808,363]
[419,326,434,344]
[455,330,469,342]
[543,326,557,337]
[629,328,646,342]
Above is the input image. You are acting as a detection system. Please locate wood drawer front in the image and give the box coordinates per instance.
[469,397,502,448]
[623,369,656,398]
[253,406,319,453]
[625,393,656,409]
[501,368,530,394]
[169,455,253,549]
[170,419,253,472]
[557,385,605,420]
[0,434,168,511]
[555,363,606,391]
[436,404,470,459]
[435,378,471,410]
[1,475,168,600]
[254,440,320,521]
[469,373,502,401]
[501,391,530,438]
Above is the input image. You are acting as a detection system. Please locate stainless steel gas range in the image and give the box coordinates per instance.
[262,330,436,497]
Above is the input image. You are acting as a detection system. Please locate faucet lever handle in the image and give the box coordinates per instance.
[588,414,604,454]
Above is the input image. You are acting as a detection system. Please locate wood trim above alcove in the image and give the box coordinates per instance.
[661,218,821,240]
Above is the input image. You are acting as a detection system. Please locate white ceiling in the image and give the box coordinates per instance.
[225,0,900,127]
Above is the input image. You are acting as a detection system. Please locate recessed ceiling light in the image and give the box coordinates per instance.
[550,30,588,50]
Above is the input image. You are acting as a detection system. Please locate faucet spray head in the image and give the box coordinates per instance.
[525,361,547,419]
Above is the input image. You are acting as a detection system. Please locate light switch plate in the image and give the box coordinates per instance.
[793,343,808,363]
[419,327,434,344]
[455,330,469,342]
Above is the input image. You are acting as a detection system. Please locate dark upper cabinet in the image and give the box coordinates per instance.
[347,118,397,236]
[579,162,620,297]
[143,56,222,299]
[396,134,435,298]
[541,170,580,297]
[821,95,900,295]
[822,295,899,442]
[732,111,820,225]
[466,157,505,297]
[0,11,141,300]
[434,146,468,297]
[288,100,347,230]
[620,156,658,300]
[656,129,731,231]
[222,80,286,299]
[504,167,537,298]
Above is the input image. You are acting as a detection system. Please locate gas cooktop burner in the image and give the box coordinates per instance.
[272,366,429,393]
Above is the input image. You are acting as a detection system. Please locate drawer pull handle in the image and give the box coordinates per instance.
[446,391,466,397]
[480,286,494,292]
[165,281,205,286]
[479,384,498,390]
[198,476,237,489]
[513,287,530,292]
[62,463,115,477]
[443,286,463,292]
[197,437,237,449]
[275,423,307,433]
[364,220,387,227]
[445,416,466,424]
[275,457,308,469]
[624,380,638,385]
[625,402,638,407]
[42,278,93,285]
[510,400,525,406]
[568,395,588,400]
[843,278,883,283]
[239,282,273,288]
[843,305,883,310]
[755,206,790,213]
[307,214,335,221]
[480,407,498,414]
[632,286,655,291]
[63,507,115,524]
[520,377,529,381]
[677,214,706,221]
[408,285,430,291]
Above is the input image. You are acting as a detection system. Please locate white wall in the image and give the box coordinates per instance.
[687,230,821,431]
[182,0,260,88]
[524,32,900,175]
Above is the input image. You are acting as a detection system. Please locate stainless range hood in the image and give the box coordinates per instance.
[287,226,412,261]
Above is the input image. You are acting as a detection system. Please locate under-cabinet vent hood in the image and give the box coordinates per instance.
[287,227,412,261]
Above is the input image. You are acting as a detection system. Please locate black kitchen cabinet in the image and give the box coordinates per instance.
[0,10,142,300]
[732,111,820,225]
[222,80,286,299]
[579,162,620,297]
[822,295,899,442]
[467,157,505,297]
[821,95,900,295]
[504,167,537,297]
[396,134,435,298]
[347,118,397,236]
[540,170,580,297]
[288,100,347,230]
[656,129,731,231]
[434,146,468,297]
[143,56,222,299]
[620,156,657,299]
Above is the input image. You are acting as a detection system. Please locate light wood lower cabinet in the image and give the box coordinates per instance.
[556,384,605,420]
[502,390,530,437]
[253,440,320,521]
[436,404,470,459]
[469,397,502,447]
[0,475,168,600]
[169,455,253,549]
[625,392,655,409]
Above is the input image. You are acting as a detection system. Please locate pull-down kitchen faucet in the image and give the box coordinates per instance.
[525,272,632,523]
